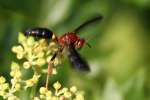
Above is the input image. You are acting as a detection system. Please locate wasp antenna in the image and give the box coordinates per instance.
[74,15,103,33]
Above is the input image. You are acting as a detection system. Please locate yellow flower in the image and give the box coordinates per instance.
[10,70,22,78]
[32,74,40,82]
[15,71,22,78]
[0,76,6,84]
[15,83,21,91]
[7,95,18,100]
[2,83,9,90]
[25,80,34,87]
[0,91,5,96]
[11,45,24,59]
[36,81,85,99]
[23,61,31,69]
[40,94,45,99]
[61,88,68,93]
[70,86,77,93]
[27,37,35,46]
[52,68,57,75]
[25,74,40,89]
[34,97,40,100]
[11,62,20,70]
[1,32,86,100]
[36,58,46,66]
[53,58,59,66]
[36,52,44,58]
[46,56,53,63]
[11,79,18,85]
[39,87,47,94]
[76,93,84,100]
[11,46,24,54]
[46,91,52,97]
[16,53,24,59]
[18,32,26,43]
[51,96,59,100]
[53,81,61,90]
[64,91,72,98]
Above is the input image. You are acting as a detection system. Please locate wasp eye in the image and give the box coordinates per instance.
[75,39,85,49]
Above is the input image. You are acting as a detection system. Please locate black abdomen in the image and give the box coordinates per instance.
[24,27,53,39]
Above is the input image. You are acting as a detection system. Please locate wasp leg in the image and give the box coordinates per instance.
[45,53,57,89]
[45,61,53,89]
[45,47,64,89]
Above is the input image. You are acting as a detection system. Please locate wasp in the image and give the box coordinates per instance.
[24,15,102,71]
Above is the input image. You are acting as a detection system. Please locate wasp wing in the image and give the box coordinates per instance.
[67,44,90,72]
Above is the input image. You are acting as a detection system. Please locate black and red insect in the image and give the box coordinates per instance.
[24,15,103,72]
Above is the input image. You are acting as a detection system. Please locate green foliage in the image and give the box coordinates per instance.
[0,0,149,100]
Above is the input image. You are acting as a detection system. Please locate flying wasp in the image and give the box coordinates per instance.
[24,15,103,88]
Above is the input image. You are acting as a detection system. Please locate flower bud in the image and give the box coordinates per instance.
[23,61,31,69]
[64,91,72,98]
[18,32,26,43]
[40,87,47,94]
[0,76,6,84]
[70,86,77,93]
[53,81,61,90]
[27,37,35,46]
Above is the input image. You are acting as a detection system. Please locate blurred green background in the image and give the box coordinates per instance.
[0,0,150,100]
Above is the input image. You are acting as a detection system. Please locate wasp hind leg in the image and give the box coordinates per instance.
[45,61,53,89]
[45,48,62,89]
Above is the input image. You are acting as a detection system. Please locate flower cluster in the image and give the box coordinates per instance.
[0,62,22,100]
[34,81,84,100]
[12,32,61,75]
[0,76,9,99]
[0,32,85,100]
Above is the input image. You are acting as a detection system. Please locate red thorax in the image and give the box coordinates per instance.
[58,32,85,49]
